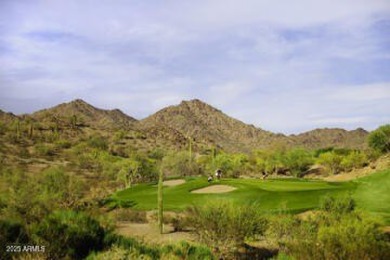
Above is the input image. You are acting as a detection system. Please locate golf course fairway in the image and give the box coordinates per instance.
[111,169,390,222]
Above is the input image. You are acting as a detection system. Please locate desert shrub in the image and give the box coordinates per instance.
[113,130,127,142]
[54,139,72,149]
[316,151,343,175]
[17,146,30,158]
[161,241,214,260]
[1,169,47,224]
[171,215,189,232]
[86,245,152,260]
[212,153,249,178]
[186,200,267,257]
[252,149,285,175]
[40,167,85,209]
[368,124,390,153]
[365,148,382,162]
[314,147,334,157]
[102,234,160,258]
[87,135,109,150]
[35,143,56,156]
[270,197,390,260]
[0,122,7,135]
[112,208,147,223]
[148,148,166,160]
[88,239,214,260]
[316,216,389,260]
[340,151,368,171]
[0,220,30,259]
[267,214,300,246]
[33,210,106,259]
[162,151,199,177]
[282,148,314,177]
[320,195,355,215]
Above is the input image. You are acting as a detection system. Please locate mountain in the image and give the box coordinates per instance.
[139,99,289,152]
[1,99,370,152]
[139,99,370,152]
[31,99,137,129]
[0,109,18,123]
[289,128,369,150]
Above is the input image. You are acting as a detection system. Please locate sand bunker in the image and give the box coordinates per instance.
[191,185,237,194]
[163,179,185,186]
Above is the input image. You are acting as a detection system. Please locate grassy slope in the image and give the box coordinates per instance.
[352,169,390,223]
[112,177,355,212]
[113,169,390,223]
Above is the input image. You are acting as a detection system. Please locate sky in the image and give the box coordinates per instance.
[0,0,389,134]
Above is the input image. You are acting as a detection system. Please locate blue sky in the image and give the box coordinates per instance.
[0,0,389,134]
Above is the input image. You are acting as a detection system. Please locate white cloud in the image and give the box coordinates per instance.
[328,83,390,101]
[0,0,389,133]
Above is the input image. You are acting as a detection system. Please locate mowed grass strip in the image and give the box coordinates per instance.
[352,169,390,223]
[112,177,355,212]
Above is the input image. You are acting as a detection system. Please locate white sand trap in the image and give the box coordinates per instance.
[163,179,185,186]
[191,185,237,194]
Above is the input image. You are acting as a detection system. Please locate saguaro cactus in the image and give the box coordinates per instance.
[157,168,164,234]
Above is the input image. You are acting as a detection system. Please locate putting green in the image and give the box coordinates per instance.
[111,177,352,211]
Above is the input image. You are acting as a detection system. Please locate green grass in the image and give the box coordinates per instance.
[111,177,352,211]
[352,169,390,223]
[110,169,390,222]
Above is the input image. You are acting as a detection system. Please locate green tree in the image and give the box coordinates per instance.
[282,148,314,177]
[340,151,367,171]
[368,124,390,153]
[161,151,198,177]
[40,167,85,209]
[317,151,343,175]
[253,149,284,175]
[117,159,141,188]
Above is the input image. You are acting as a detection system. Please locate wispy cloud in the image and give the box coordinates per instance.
[328,83,390,101]
[0,0,389,133]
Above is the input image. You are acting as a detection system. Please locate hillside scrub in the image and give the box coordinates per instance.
[269,196,390,260]
[33,210,106,259]
[88,236,214,260]
[186,200,267,258]
[161,151,199,177]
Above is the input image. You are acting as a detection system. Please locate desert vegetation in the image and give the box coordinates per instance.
[0,101,389,259]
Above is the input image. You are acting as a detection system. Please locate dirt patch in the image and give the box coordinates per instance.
[163,179,185,186]
[116,221,195,244]
[191,185,237,194]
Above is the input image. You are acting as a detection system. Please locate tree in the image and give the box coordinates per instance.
[340,151,367,171]
[317,151,343,175]
[282,148,314,177]
[368,124,390,153]
[187,200,267,258]
[117,159,140,188]
[161,151,198,177]
[253,149,284,175]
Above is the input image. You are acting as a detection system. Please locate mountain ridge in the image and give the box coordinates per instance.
[2,98,370,152]
[30,99,137,129]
